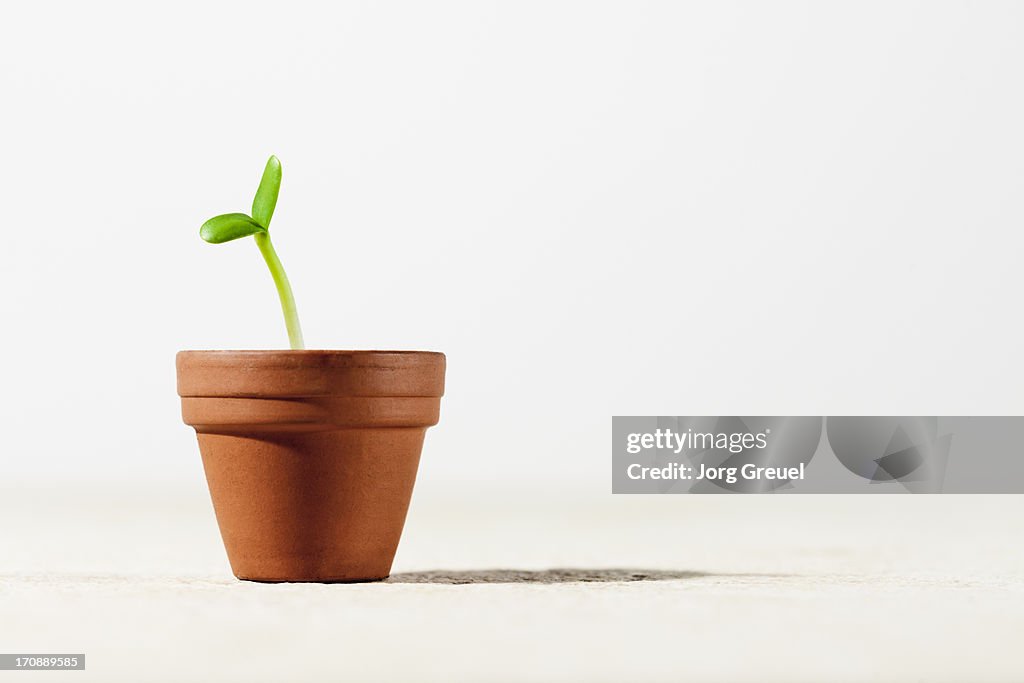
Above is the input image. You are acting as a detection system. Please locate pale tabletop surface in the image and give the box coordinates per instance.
[2,485,1022,682]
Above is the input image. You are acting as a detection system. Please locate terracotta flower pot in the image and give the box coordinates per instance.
[176,350,445,583]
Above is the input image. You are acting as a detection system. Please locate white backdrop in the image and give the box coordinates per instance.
[2,1,1022,491]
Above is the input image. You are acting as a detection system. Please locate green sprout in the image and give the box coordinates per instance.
[200,155,305,349]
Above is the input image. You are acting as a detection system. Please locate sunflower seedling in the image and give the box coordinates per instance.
[200,155,304,349]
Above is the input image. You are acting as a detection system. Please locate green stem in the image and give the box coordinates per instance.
[254,232,304,349]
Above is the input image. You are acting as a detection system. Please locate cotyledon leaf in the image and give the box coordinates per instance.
[199,213,267,244]
[251,155,282,228]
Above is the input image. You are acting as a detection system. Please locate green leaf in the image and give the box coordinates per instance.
[200,213,266,244]
[251,155,282,228]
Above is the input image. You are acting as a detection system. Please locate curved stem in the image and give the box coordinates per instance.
[254,232,305,349]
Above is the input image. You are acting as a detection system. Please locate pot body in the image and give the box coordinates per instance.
[176,350,445,582]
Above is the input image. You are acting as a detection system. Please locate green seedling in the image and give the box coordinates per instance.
[200,155,304,349]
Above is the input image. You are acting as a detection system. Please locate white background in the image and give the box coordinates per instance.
[2,1,1023,492]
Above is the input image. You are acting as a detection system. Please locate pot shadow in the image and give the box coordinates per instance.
[387,568,732,585]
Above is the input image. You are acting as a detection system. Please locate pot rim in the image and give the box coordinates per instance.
[176,349,446,399]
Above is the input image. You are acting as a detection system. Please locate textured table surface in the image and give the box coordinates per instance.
[1,485,1022,682]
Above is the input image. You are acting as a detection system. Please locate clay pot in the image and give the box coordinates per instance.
[176,350,445,583]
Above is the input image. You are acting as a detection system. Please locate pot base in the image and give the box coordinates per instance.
[199,428,425,583]
[235,575,391,584]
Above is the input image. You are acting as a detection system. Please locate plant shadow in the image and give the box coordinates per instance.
[386,568,725,585]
